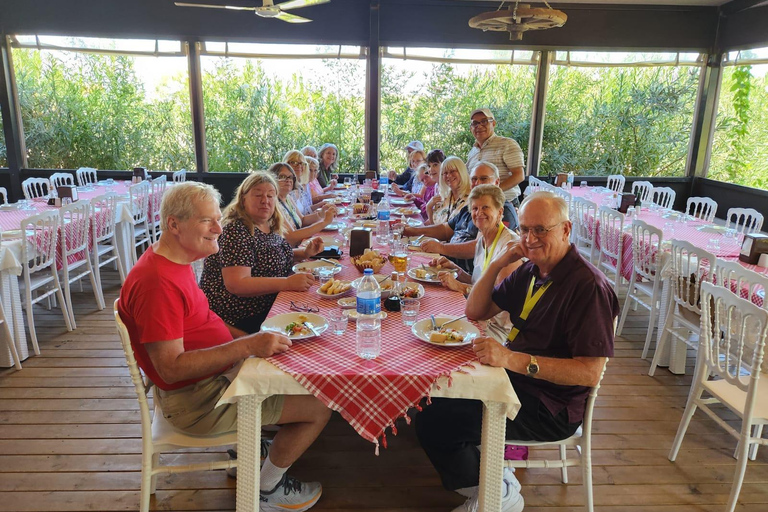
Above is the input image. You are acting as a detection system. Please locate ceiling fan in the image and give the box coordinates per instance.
[174,0,330,23]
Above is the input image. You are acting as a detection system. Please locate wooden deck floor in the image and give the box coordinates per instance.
[1,267,767,512]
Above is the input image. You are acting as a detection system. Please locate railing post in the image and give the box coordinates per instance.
[365,0,381,175]
[527,50,551,179]
[187,41,208,176]
[0,35,26,199]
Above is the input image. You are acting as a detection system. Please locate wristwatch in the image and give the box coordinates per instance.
[526,355,539,377]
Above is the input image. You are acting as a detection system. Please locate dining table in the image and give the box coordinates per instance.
[217,189,521,512]
[0,179,163,368]
[569,185,767,373]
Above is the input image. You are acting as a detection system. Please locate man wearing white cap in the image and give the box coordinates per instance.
[466,109,525,207]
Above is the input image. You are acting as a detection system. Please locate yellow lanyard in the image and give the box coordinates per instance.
[482,223,506,272]
[507,277,553,343]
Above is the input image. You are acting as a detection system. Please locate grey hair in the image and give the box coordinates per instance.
[300,145,317,158]
[471,160,500,179]
[160,182,221,232]
[415,163,428,179]
[468,184,505,211]
[520,190,570,223]
[317,143,339,172]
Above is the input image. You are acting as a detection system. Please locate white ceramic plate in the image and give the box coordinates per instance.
[351,275,396,298]
[261,312,328,340]
[337,297,357,309]
[0,203,21,211]
[347,310,388,322]
[316,280,353,298]
[697,225,726,234]
[351,213,376,220]
[391,199,413,206]
[407,218,424,227]
[393,207,420,216]
[397,282,426,300]
[292,261,343,276]
[323,223,343,231]
[407,267,457,283]
[1,229,35,240]
[411,316,480,347]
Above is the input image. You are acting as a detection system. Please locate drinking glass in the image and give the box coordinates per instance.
[328,309,349,335]
[344,177,352,189]
[389,248,409,274]
[580,181,588,189]
[400,298,420,326]
[663,221,675,238]
[317,267,334,287]
[706,238,720,253]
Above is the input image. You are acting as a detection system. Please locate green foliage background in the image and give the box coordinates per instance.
[1,47,765,192]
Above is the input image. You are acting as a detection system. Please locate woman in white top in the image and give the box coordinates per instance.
[433,184,522,343]
[427,156,471,226]
[283,149,315,216]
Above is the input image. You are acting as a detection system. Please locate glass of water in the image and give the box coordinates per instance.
[706,238,720,253]
[328,309,349,335]
[400,298,420,326]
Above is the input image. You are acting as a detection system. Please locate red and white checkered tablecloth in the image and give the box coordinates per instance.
[265,242,480,447]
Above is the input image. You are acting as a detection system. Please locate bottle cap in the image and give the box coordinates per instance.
[364,268,373,275]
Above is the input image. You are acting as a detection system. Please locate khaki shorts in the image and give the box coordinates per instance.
[155,374,285,436]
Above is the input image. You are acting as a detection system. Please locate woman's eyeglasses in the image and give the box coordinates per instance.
[277,175,295,182]
[287,160,306,167]
[290,301,319,313]
[441,169,459,178]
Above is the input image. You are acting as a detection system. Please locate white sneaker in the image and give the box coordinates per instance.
[260,474,322,512]
[451,469,524,512]
[225,439,273,478]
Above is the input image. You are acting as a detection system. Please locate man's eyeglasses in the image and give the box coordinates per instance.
[471,175,494,184]
[290,301,319,313]
[277,175,296,182]
[470,118,493,128]
[519,221,564,239]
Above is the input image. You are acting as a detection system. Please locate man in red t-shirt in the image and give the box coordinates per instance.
[119,181,330,512]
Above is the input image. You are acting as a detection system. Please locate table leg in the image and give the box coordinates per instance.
[478,401,505,512]
[0,272,29,368]
[655,274,686,375]
[236,395,263,512]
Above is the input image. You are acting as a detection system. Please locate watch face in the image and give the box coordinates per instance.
[527,362,539,375]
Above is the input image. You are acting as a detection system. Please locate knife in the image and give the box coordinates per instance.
[303,321,320,336]
[438,315,467,329]
[320,258,342,267]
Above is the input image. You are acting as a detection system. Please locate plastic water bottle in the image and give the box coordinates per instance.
[356,269,381,360]
[377,186,391,244]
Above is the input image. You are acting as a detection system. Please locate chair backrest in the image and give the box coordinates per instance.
[651,186,676,209]
[0,187,7,204]
[712,258,768,311]
[59,200,91,267]
[552,186,571,208]
[114,300,153,444]
[686,196,718,223]
[606,174,625,193]
[129,181,151,225]
[631,181,654,203]
[50,172,75,190]
[597,205,625,264]
[172,169,186,183]
[22,177,51,199]
[699,282,768,397]
[150,175,167,221]
[90,193,119,245]
[726,207,763,236]
[572,197,598,248]
[20,210,59,274]
[526,176,544,197]
[667,239,715,317]
[631,219,663,282]
[76,167,98,187]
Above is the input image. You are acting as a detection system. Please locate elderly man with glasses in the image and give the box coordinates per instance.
[401,161,519,273]
[415,190,618,512]
[466,108,526,208]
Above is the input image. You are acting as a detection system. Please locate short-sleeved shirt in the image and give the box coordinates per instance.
[467,134,526,202]
[118,246,233,391]
[446,201,520,273]
[200,219,294,327]
[491,245,618,423]
[433,193,468,226]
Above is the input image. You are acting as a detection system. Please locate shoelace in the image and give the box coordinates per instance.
[281,475,303,496]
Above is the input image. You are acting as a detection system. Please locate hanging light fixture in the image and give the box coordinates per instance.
[469,1,567,41]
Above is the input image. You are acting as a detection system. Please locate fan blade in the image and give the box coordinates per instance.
[275,11,312,23]
[277,0,330,12]
[174,2,256,11]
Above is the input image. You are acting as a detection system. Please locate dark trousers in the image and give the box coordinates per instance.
[415,390,581,491]
[233,310,269,334]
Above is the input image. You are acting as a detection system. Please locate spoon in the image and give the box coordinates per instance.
[430,314,437,331]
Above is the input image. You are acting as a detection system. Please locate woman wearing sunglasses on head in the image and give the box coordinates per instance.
[200,172,324,335]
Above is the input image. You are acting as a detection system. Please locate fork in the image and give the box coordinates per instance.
[303,321,321,336]
[438,315,467,329]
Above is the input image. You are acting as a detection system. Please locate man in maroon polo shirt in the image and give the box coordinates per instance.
[415,190,618,512]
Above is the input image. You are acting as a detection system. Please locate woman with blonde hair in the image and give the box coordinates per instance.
[427,156,470,225]
[268,162,337,247]
[283,149,314,216]
[307,156,336,203]
[200,171,323,334]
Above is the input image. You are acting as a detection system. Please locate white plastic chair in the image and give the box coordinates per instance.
[22,177,51,200]
[631,181,653,203]
[114,300,237,512]
[50,172,76,190]
[20,210,73,355]
[129,181,152,266]
[572,197,599,264]
[726,207,763,236]
[668,282,768,512]
[90,193,126,287]
[149,176,167,243]
[596,206,625,296]
[504,360,609,512]
[617,220,664,359]
[76,167,98,187]
[651,186,676,209]
[649,239,715,376]
[606,174,625,193]
[0,187,7,204]
[686,196,718,223]
[59,200,103,328]
[172,169,186,183]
